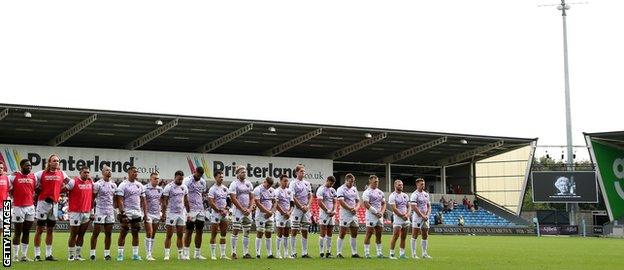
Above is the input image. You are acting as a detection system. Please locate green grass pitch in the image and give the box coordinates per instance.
[8,232,623,270]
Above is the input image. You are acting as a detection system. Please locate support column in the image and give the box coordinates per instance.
[441,166,447,194]
[470,162,475,194]
[385,163,392,192]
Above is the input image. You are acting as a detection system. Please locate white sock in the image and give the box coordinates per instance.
[68,246,75,258]
[276,237,282,257]
[350,237,357,255]
[364,244,370,256]
[319,237,324,254]
[231,235,238,254]
[118,247,124,256]
[265,238,272,256]
[211,244,217,257]
[410,238,416,256]
[325,236,332,254]
[13,245,19,258]
[242,236,250,254]
[90,249,96,257]
[220,244,226,257]
[399,248,405,256]
[164,248,170,257]
[337,238,343,255]
[34,246,41,257]
[45,245,52,257]
[21,244,28,257]
[390,249,395,257]
[178,248,184,258]
[376,243,382,256]
[421,240,428,255]
[290,237,296,255]
[104,249,110,257]
[132,246,139,256]
[283,237,289,256]
[255,238,261,256]
[302,237,308,255]
[183,247,189,257]
[145,237,151,255]
[76,246,82,257]
[194,247,201,257]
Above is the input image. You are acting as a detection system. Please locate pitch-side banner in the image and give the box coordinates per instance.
[539,225,579,236]
[0,144,333,185]
[531,171,598,203]
[589,139,624,221]
[16,222,536,235]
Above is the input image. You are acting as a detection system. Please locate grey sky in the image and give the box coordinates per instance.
[1,0,622,161]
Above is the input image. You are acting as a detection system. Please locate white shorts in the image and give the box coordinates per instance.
[339,210,359,228]
[275,212,292,228]
[392,214,411,228]
[210,210,228,224]
[125,209,144,221]
[365,212,384,227]
[93,211,116,225]
[165,213,186,227]
[290,207,311,230]
[319,211,336,226]
[255,213,275,233]
[232,208,252,230]
[145,213,161,224]
[411,215,430,229]
[12,205,36,223]
[69,212,91,226]
[188,210,206,222]
[36,200,58,221]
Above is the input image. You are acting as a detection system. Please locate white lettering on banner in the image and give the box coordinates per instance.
[613,158,624,200]
[0,144,333,185]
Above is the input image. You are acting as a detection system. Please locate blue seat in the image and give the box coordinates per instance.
[431,202,515,227]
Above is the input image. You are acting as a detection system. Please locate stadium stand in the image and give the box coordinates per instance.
[430,203,515,227]
[0,104,536,229]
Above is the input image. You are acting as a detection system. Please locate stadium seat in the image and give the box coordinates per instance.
[430,203,515,227]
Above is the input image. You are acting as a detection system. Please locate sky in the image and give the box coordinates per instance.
[1,0,622,161]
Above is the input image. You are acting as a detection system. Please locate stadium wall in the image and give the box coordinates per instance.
[476,145,535,214]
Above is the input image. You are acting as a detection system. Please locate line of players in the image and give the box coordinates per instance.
[1,155,432,262]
